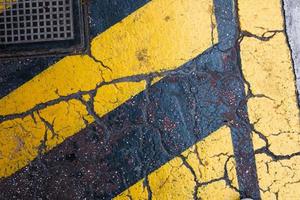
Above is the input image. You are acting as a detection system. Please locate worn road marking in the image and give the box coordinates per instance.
[0,0,217,178]
[115,126,239,200]
[239,0,300,199]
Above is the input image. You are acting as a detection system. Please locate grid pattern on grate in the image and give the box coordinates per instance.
[0,0,74,44]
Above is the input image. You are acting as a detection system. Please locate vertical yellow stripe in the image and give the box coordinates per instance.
[239,0,300,199]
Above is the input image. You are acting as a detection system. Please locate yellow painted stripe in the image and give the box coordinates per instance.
[0,0,217,178]
[239,0,300,199]
[114,126,239,200]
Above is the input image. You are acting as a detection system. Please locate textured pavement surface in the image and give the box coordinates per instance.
[0,0,299,200]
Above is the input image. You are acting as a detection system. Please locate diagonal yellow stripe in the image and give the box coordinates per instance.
[238,0,300,199]
[0,0,217,178]
[114,126,239,200]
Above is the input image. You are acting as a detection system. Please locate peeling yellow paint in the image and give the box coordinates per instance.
[0,0,217,178]
[239,0,300,199]
[114,126,240,200]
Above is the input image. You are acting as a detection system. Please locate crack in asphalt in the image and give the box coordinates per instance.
[239,29,300,161]
[178,152,239,200]
[143,176,153,200]
[0,47,220,124]
[237,26,300,198]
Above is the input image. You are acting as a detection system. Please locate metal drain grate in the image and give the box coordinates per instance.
[0,0,74,44]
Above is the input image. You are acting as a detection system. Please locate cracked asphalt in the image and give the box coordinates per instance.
[0,0,299,200]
